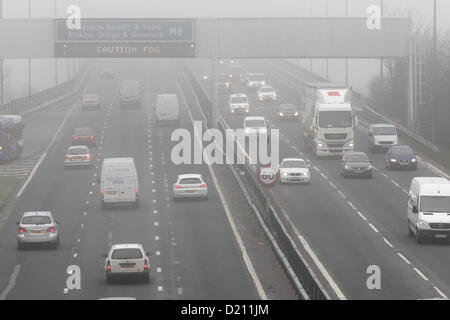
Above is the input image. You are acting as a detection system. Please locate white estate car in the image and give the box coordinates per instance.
[279,158,311,184]
[229,94,250,114]
[173,174,208,201]
[103,244,150,284]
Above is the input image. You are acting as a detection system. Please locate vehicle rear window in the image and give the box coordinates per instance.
[68,148,88,155]
[75,128,93,136]
[180,178,202,184]
[373,127,397,135]
[111,248,143,259]
[84,95,98,99]
[346,154,369,163]
[231,97,247,103]
[282,160,306,168]
[22,216,52,225]
[392,146,413,155]
[260,87,273,92]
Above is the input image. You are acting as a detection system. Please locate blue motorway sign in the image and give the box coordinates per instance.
[55,19,194,43]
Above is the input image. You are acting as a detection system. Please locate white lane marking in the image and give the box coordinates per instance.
[414,268,429,281]
[177,76,268,300]
[337,190,346,200]
[383,237,394,248]
[156,251,160,256]
[154,222,159,226]
[17,152,47,197]
[368,223,379,233]
[356,211,367,221]
[434,287,448,299]
[347,201,357,211]
[397,253,411,265]
[73,253,78,258]
[329,182,337,189]
[157,267,161,273]
[0,264,21,300]
[155,236,159,240]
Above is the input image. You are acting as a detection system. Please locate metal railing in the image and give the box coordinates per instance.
[0,62,92,117]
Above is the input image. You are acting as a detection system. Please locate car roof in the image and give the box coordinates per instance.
[248,73,264,76]
[391,145,413,152]
[413,177,450,195]
[111,244,143,250]
[75,127,93,134]
[371,123,396,128]
[67,145,89,150]
[103,157,134,165]
[22,211,52,217]
[178,174,203,180]
[282,158,305,162]
[245,116,265,121]
[259,86,273,90]
[346,152,368,157]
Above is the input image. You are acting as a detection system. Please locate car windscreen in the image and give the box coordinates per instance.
[217,75,229,82]
[180,178,202,184]
[346,154,369,163]
[22,216,52,225]
[319,111,352,128]
[279,105,296,112]
[231,97,247,103]
[68,148,88,155]
[84,95,98,99]
[392,146,413,155]
[373,127,397,135]
[282,161,306,168]
[248,74,265,81]
[111,248,143,259]
[260,87,273,92]
[245,120,266,128]
[420,196,450,213]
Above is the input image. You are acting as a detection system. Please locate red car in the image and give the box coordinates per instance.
[72,127,96,147]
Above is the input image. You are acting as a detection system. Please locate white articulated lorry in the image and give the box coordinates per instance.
[301,82,357,157]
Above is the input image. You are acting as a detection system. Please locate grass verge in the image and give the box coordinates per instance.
[0,176,20,209]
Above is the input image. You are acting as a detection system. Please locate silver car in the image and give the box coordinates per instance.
[173,174,208,201]
[64,145,93,168]
[17,212,60,250]
[82,94,100,110]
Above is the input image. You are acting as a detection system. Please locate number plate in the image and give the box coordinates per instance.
[435,234,447,239]
[106,191,117,195]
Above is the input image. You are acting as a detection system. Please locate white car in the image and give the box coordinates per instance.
[173,174,208,201]
[17,211,60,250]
[279,158,310,184]
[103,244,150,284]
[229,94,250,114]
[243,116,270,139]
[64,145,93,168]
[257,86,277,102]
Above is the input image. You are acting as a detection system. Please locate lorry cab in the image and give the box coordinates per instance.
[100,158,139,209]
[408,177,450,244]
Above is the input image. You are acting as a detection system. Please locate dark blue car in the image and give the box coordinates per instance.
[385,145,417,170]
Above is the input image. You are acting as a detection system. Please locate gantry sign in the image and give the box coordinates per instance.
[54,19,196,58]
[0,17,411,59]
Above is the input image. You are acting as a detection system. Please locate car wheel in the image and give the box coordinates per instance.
[17,242,23,251]
[106,274,113,285]
[408,221,414,237]
[173,196,179,202]
[135,200,140,209]
[52,239,60,250]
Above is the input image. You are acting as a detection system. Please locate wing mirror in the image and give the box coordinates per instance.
[101,254,108,258]
[16,221,20,225]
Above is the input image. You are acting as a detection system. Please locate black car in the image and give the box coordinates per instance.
[278,104,299,121]
[340,152,373,178]
[385,145,417,170]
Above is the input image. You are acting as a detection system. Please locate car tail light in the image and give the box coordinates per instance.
[65,157,69,161]
[106,259,111,271]
[82,100,86,104]
[89,136,94,140]
[144,258,149,270]
[175,185,182,189]
[85,154,90,160]
[100,190,104,199]
[120,96,123,99]
[18,227,27,233]
[135,188,139,197]
[73,136,79,140]
[47,227,56,233]
[200,184,207,188]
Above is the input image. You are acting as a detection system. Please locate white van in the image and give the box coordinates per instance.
[155,94,180,125]
[408,177,450,244]
[100,158,139,209]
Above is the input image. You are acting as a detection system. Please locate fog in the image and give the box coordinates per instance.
[2,0,449,100]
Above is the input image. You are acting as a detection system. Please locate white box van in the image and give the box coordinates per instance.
[100,158,139,209]
[155,94,180,125]
[408,177,450,244]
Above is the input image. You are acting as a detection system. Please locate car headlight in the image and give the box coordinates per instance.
[203,75,208,80]
[294,112,299,116]
[390,159,397,162]
[302,172,309,177]
[231,109,235,113]
[393,139,399,145]
[418,220,430,230]
[316,143,325,148]
[367,165,373,170]
[245,109,249,113]
[282,172,289,177]
[345,165,351,170]
[347,142,354,148]
[279,112,284,116]
[411,158,417,162]
[0,146,3,151]
[374,141,380,145]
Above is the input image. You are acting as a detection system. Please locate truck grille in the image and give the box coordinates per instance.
[327,144,344,148]
[430,223,450,230]
[325,133,347,140]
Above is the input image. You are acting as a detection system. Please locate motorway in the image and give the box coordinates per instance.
[185,59,450,299]
[2,57,450,300]
[0,60,300,300]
